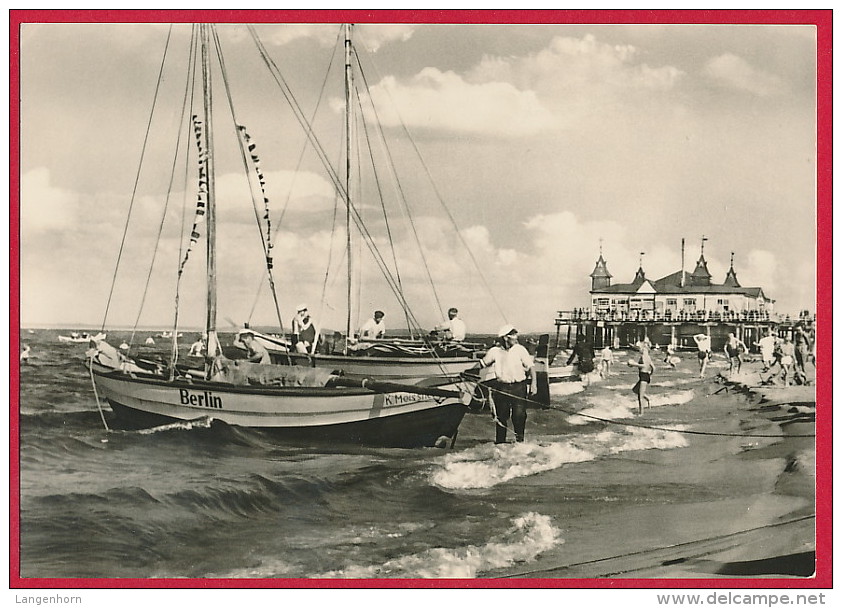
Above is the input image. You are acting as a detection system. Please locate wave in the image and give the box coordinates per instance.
[431,441,593,490]
[318,512,561,578]
[430,424,689,491]
[135,417,215,434]
[549,382,585,397]
[567,389,696,425]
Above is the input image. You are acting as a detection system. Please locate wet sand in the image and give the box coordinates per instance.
[504,359,817,580]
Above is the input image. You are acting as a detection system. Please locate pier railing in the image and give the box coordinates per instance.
[555,309,814,325]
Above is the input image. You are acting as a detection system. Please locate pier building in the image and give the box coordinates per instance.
[555,242,813,352]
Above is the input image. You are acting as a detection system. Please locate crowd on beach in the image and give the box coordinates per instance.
[558,319,817,419]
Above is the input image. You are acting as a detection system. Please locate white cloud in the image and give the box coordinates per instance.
[470,34,684,98]
[740,249,778,292]
[369,68,558,136]
[216,169,337,219]
[357,24,416,52]
[259,23,415,52]
[260,24,339,48]
[703,53,785,96]
[20,168,79,234]
[363,33,683,137]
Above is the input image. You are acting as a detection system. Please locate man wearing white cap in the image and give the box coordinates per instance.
[291,304,318,354]
[477,324,534,444]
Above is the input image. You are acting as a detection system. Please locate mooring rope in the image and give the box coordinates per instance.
[473,380,816,439]
[88,360,110,432]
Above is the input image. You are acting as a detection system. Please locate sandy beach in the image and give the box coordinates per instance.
[490,357,817,580]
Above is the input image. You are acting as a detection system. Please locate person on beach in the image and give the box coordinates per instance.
[435,307,466,342]
[793,324,811,378]
[693,333,712,378]
[567,332,596,388]
[724,332,748,377]
[599,344,613,378]
[477,325,534,444]
[20,344,31,365]
[359,310,386,340]
[663,342,678,369]
[628,341,654,415]
[778,336,796,385]
[805,321,816,367]
[755,328,778,372]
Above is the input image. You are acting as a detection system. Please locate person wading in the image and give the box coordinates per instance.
[477,325,535,444]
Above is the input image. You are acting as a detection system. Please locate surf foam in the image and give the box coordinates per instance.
[431,441,594,490]
[321,512,561,578]
[135,417,214,434]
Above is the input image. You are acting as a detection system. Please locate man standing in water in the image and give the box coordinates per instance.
[693,333,712,378]
[628,341,655,415]
[724,332,748,377]
[478,325,535,444]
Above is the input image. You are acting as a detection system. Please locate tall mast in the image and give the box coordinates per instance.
[344,23,354,349]
[201,24,219,360]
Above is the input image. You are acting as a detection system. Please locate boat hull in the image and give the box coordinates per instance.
[277,351,480,384]
[91,364,468,448]
[233,330,481,383]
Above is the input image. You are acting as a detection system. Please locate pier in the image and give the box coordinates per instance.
[553,309,815,352]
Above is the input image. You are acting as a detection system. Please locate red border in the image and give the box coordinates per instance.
[9,9,832,590]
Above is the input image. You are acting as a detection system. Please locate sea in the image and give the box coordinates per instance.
[17,328,730,580]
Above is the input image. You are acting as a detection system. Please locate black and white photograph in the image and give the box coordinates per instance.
[12,10,829,589]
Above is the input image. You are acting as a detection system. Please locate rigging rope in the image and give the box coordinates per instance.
[101,25,174,333]
[353,81,419,335]
[88,361,110,432]
[246,29,342,328]
[357,47,509,323]
[212,27,286,332]
[129,29,195,354]
[354,54,445,324]
[246,27,445,347]
[170,25,200,375]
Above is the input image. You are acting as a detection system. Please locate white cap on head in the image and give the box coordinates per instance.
[497,324,517,338]
[296,303,308,312]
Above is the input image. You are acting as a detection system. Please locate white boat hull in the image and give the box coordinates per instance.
[59,332,106,343]
[281,352,479,384]
[236,330,480,383]
[91,363,471,447]
[547,365,579,383]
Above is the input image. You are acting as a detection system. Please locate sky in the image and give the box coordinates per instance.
[17,15,821,334]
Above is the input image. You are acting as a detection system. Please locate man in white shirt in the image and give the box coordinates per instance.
[359,310,386,339]
[756,328,778,371]
[478,324,534,444]
[436,307,467,341]
[236,331,271,364]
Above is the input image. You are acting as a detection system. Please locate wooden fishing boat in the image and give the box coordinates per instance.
[89,357,472,447]
[234,328,482,383]
[88,23,480,447]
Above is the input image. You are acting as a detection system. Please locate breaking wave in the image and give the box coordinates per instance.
[320,512,561,578]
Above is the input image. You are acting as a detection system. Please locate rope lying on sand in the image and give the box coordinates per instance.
[495,513,816,579]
